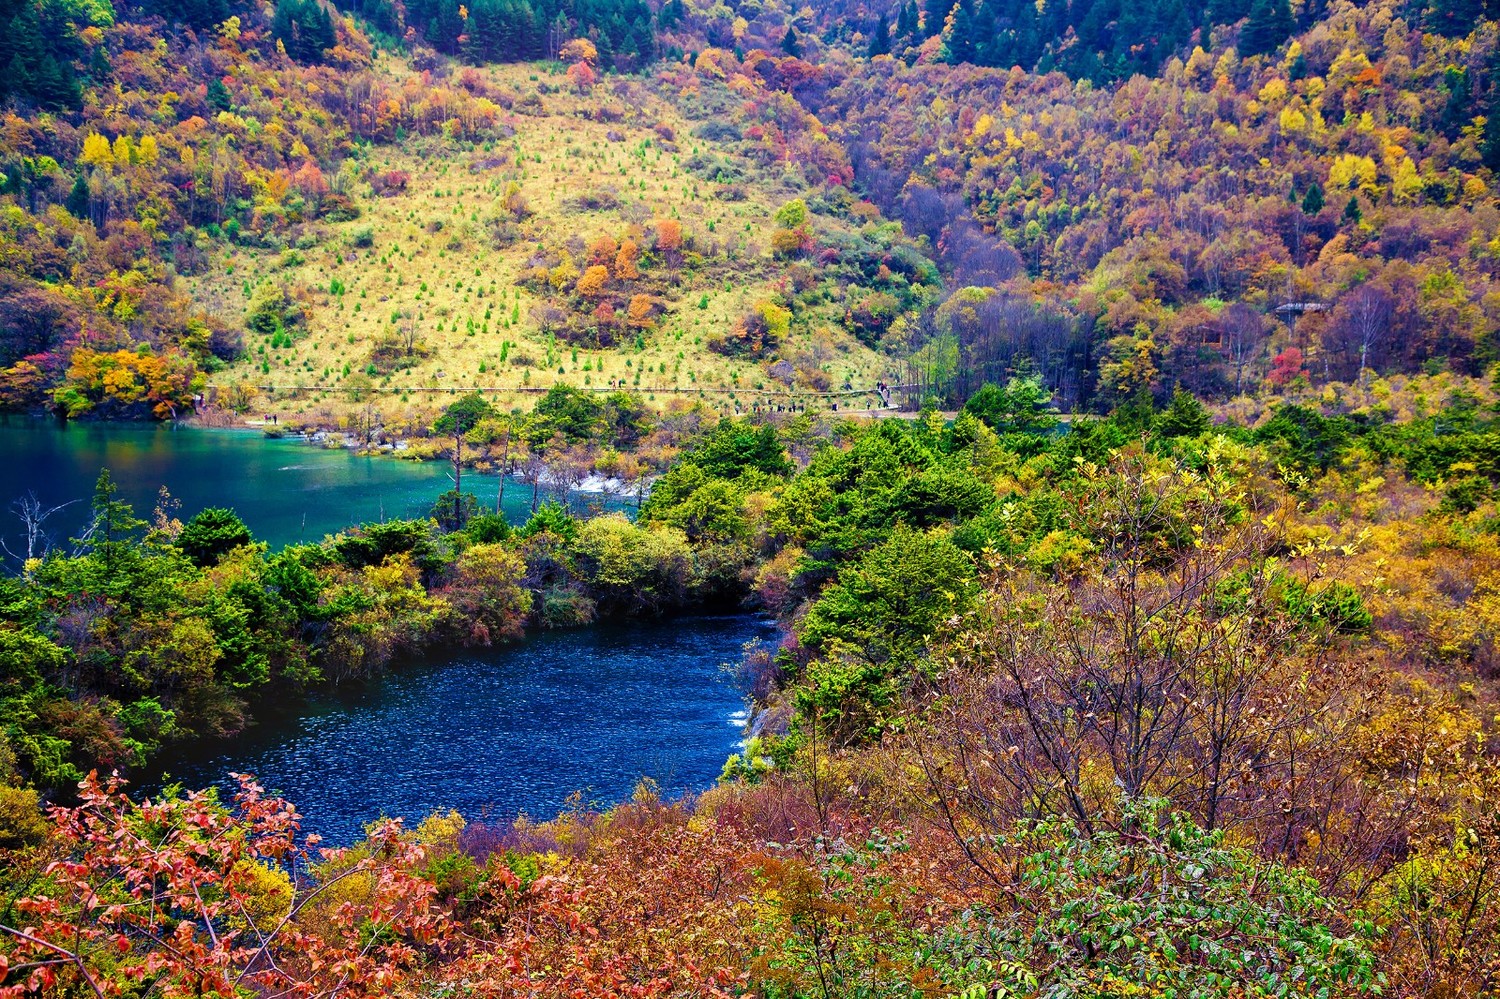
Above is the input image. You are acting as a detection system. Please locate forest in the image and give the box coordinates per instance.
[4,0,1500,419]
[3,374,1500,996]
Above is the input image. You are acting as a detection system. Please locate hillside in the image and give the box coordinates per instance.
[10,0,1500,993]
[5,0,1500,427]
[808,0,1500,410]
[0,3,926,426]
[195,59,900,423]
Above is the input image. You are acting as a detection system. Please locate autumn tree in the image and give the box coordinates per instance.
[913,447,1355,854]
[627,294,657,328]
[615,239,641,279]
[770,198,813,259]
[577,264,610,299]
[654,218,683,268]
[559,37,598,63]
[566,60,597,90]
[0,773,447,998]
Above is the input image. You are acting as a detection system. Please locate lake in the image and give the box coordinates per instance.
[147,615,773,844]
[0,418,619,554]
[1,417,759,843]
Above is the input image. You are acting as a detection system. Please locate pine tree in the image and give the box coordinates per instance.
[1483,108,1500,172]
[922,0,950,37]
[1301,181,1324,215]
[272,0,335,62]
[868,14,891,55]
[897,0,919,40]
[781,26,801,56]
[1342,195,1362,224]
[1009,0,1041,68]
[1440,66,1471,138]
[77,470,147,582]
[1483,53,1500,171]
[1209,0,1251,25]
[1240,0,1293,57]
[1157,385,1212,437]
[207,77,233,112]
[942,0,978,63]
[434,393,495,529]
[657,0,685,28]
[271,0,298,56]
[31,53,79,110]
[65,174,90,221]
[1426,0,1488,37]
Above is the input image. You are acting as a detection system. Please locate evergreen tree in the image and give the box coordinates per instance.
[1483,53,1500,171]
[1426,0,1489,37]
[1115,0,1191,73]
[31,53,79,109]
[1209,0,1251,25]
[65,174,90,221]
[657,0,685,28]
[962,378,1057,434]
[207,77,233,112]
[781,26,801,56]
[1440,66,1471,138]
[1008,0,1042,67]
[897,0,919,39]
[1342,195,1363,224]
[434,393,495,529]
[177,508,253,566]
[922,0,951,37]
[1240,0,1293,57]
[76,470,147,583]
[868,14,891,55]
[942,0,978,63]
[1301,181,1324,215]
[1157,385,1212,437]
[1483,108,1500,172]
[272,0,337,62]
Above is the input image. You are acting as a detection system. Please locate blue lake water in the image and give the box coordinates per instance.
[0,418,759,843]
[147,615,773,844]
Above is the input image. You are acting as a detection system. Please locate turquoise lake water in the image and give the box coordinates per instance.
[1,418,758,842]
[0,418,616,551]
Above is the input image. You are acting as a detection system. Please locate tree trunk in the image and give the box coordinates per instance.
[453,435,463,527]
[497,437,510,512]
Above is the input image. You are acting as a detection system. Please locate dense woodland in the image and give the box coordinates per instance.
[5,0,1500,415]
[3,375,1500,995]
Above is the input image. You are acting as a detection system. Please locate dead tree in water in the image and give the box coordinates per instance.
[1,493,78,564]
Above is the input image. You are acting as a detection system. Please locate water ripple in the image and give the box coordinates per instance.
[148,615,773,844]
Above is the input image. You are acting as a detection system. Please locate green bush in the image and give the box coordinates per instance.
[1279,578,1373,633]
[927,802,1380,999]
[177,508,254,566]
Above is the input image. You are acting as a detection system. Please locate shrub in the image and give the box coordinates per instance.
[538,586,596,627]
[465,512,512,543]
[438,543,531,646]
[924,803,1380,999]
[572,515,694,616]
[177,507,254,566]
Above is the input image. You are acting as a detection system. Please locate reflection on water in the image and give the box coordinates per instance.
[0,418,621,551]
[2,418,735,845]
[146,615,775,844]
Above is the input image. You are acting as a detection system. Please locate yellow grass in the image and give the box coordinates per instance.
[194,60,895,425]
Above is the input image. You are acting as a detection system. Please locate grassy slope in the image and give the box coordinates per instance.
[192,58,893,424]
